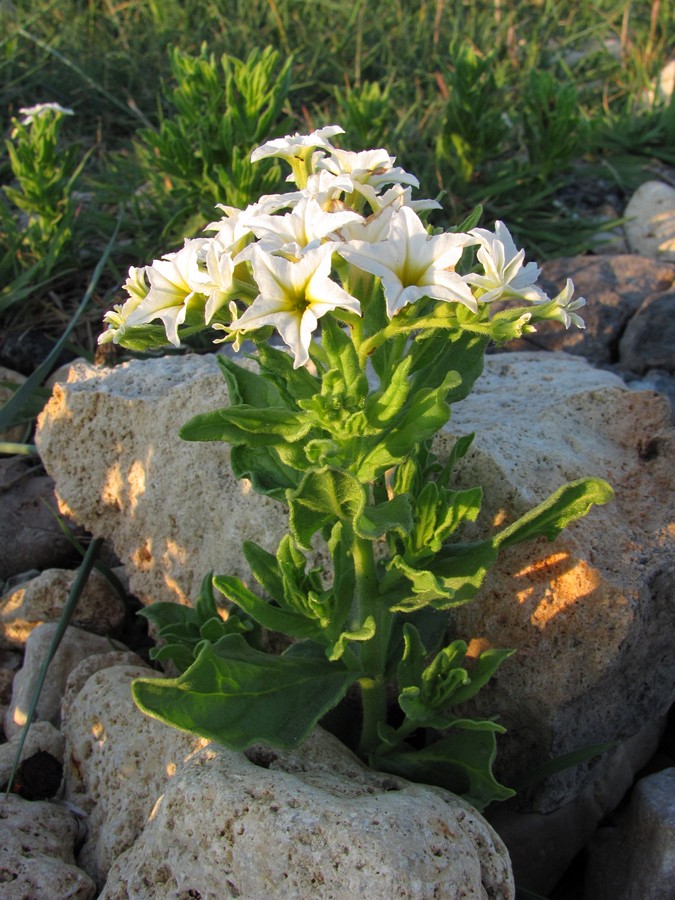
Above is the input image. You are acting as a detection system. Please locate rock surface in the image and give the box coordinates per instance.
[62,664,207,888]
[486,720,664,894]
[520,254,675,363]
[624,180,675,262]
[0,720,65,788]
[0,457,81,584]
[4,623,122,739]
[36,354,287,607]
[89,672,513,899]
[585,767,675,899]
[0,792,96,898]
[619,289,675,375]
[440,352,675,811]
[0,567,126,649]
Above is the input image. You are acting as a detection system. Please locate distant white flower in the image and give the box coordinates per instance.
[339,206,477,317]
[463,221,546,303]
[18,102,74,126]
[251,126,345,165]
[228,243,361,367]
[540,278,586,329]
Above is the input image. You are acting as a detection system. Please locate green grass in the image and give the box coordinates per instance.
[0,0,672,350]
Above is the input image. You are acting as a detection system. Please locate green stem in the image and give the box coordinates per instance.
[352,534,389,757]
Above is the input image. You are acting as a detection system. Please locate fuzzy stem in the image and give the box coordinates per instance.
[352,534,389,757]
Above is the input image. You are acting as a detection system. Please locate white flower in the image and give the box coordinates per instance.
[463,221,546,303]
[319,148,419,194]
[18,102,74,125]
[541,278,586,329]
[228,243,361,368]
[251,126,345,164]
[98,266,150,345]
[239,196,363,258]
[338,206,477,317]
[100,239,232,348]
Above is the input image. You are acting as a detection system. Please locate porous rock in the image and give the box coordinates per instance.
[4,623,120,739]
[0,721,65,788]
[440,352,675,811]
[62,664,207,888]
[98,721,514,899]
[35,355,288,606]
[0,792,96,898]
[511,254,675,364]
[61,649,148,722]
[584,767,675,900]
[624,180,675,262]
[0,567,126,649]
[0,457,80,582]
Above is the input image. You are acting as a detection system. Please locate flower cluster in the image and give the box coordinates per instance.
[99,125,584,365]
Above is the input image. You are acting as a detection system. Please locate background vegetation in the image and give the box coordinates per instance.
[0,0,673,355]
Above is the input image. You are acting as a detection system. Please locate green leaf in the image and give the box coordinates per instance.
[213,575,323,641]
[288,467,364,550]
[355,375,456,482]
[132,634,359,749]
[510,741,617,792]
[371,728,515,810]
[217,354,285,407]
[230,444,300,499]
[256,342,319,402]
[320,315,362,392]
[327,615,376,662]
[358,494,413,540]
[385,540,497,612]
[242,541,284,602]
[180,405,311,446]
[364,355,412,427]
[449,648,515,706]
[493,477,614,549]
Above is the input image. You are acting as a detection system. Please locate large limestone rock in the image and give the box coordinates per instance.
[36,354,287,606]
[62,664,208,888]
[36,351,675,817]
[81,671,513,900]
[439,353,674,809]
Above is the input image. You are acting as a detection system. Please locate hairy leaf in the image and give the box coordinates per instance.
[132,635,359,749]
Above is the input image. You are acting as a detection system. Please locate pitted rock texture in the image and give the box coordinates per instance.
[0,793,96,898]
[624,180,675,262]
[62,664,208,888]
[4,623,120,739]
[0,567,126,649]
[97,722,514,899]
[35,354,288,607]
[440,352,675,811]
